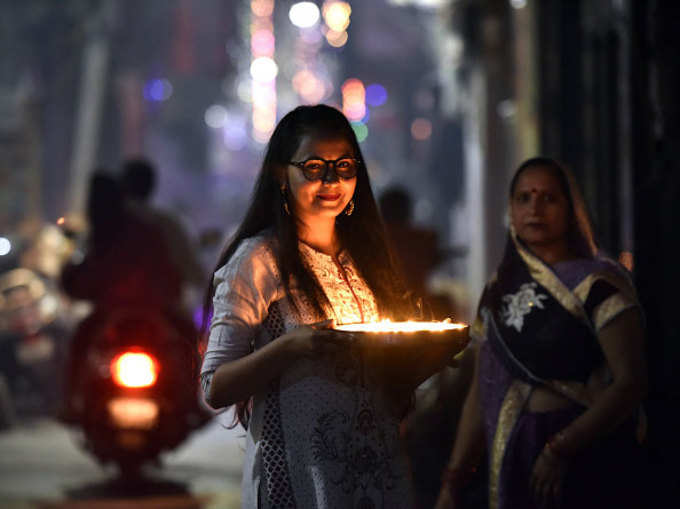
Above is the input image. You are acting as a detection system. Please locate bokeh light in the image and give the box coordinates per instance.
[325,29,348,47]
[205,105,229,128]
[366,83,388,106]
[411,118,432,140]
[497,99,517,119]
[323,1,352,32]
[289,2,321,28]
[342,79,366,121]
[250,0,276,142]
[342,79,364,99]
[300,27,323,44]
[253,108,276,133]
[237,78,253,103]
[0,237,10,256]
[250,57,279,82]
[344,102,365,120]
[251,29,275,56]
[252,82,276,104]
[144,78,173,101]
[351,121,368,142]
[223,121,248,151]
[292,70,326,103]
[251,0,274,17]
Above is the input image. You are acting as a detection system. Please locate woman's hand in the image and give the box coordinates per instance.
[434,485,459,509]
[280,319,354,359]
[530,445,569,508]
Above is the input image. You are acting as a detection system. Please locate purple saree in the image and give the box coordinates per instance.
[472,233,645,509]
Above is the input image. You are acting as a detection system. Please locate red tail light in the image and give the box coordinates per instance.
[111,351,159,388]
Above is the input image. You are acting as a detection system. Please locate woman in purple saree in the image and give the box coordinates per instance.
[435,158,647,509]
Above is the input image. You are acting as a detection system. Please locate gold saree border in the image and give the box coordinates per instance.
[572,270,638,304]
[593,293,636,332]
[511,234,590,326]
[489,380,531,509]
[543,379,592,407]
[571,268,639,332]
[470,316,485,343]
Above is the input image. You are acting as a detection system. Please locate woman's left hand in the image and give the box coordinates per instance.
[529,445,568,508]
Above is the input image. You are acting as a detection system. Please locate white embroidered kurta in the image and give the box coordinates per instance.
[201,232,414,509]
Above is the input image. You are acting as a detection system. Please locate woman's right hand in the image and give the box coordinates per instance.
[280,319,354,359]
[434,486,460,509]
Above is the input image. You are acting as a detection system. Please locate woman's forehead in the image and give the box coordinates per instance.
[514,166,563,191]
[293,134,354,157]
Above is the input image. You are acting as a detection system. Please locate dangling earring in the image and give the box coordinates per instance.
[345,199,355,216]
[281,185,290,215]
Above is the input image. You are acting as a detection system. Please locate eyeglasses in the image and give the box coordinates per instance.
[289,157,360,182]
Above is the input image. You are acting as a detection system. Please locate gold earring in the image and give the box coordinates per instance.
[345,199,354,216]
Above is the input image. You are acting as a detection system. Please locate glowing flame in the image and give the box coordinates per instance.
[57,217,66,226]
[335,319,467,333]
[111,351,159,388]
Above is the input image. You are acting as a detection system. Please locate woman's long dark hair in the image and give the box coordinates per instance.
[202,105,413,426]
[503,156,598,269]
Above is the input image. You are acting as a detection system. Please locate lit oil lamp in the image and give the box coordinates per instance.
[335,319,467,334]
[334,319,470,388]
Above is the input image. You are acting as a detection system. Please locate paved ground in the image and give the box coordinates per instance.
[0,413,245,509]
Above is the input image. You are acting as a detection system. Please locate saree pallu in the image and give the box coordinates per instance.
[473,234,645,509]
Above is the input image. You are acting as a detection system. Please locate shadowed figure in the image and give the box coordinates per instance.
[379,186,451,319]
[60,171,196,422]
[120,158,204,309]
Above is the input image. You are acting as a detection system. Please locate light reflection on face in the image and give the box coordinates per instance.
[285,135,357,222]
[510,166,570,250]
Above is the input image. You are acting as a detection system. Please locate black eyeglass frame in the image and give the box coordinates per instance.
[288,157,362,182]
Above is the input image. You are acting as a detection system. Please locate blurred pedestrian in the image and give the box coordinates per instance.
[379,186,444,314]
[379,187,468,508]
[120,158,204,309]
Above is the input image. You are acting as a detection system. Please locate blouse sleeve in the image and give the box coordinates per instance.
[200,236,280,395]
[582,269,641,334]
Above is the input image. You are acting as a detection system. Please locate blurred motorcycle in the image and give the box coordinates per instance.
[0,268,68,426]
[64,307,210,477]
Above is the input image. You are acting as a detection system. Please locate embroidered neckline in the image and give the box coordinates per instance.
[298,240,350,265]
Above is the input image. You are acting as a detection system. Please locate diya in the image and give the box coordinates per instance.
[334,319,470,387]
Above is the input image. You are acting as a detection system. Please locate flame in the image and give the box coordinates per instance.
[335,319,467,333]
